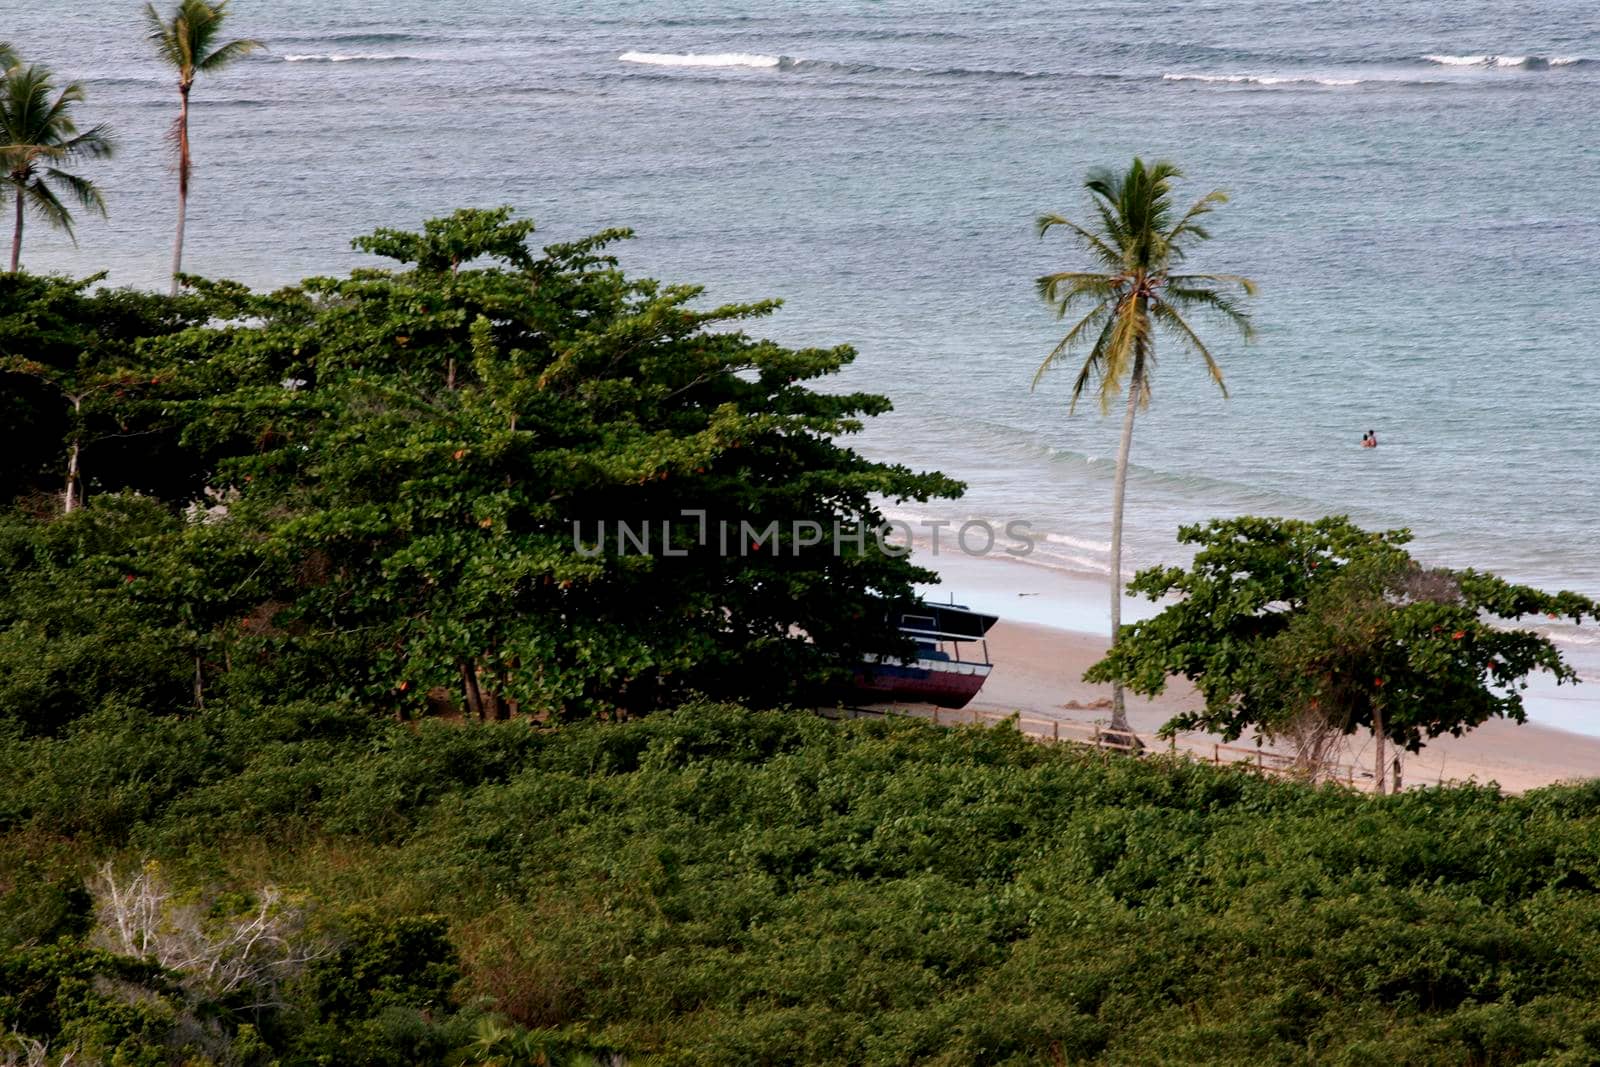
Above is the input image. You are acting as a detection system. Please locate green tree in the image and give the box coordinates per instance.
[0,273,211,509]
[160,208,957,719]
[1033,157,1255,739]
[0,62,113,273]
[144,0,262,295]
[1087,515,1600,791]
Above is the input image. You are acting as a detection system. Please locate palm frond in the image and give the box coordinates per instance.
[43,167,106,214]
[1151,300,1231,397]
[1169,272,1258,296]
[24,177,73,239]
[1036,272,1118,313]
[1166,188,1228,248]
[1036,213,1122,269]
[143,3,188,70]
[0,62,112,240]
[51,123,115,164]
[1096,299,1149,411]
[1071,315,1121,412]
[1034,157,1254,418]
[198,36,264,71]
[1031,300,1114,392]
[1165,285,1256,340]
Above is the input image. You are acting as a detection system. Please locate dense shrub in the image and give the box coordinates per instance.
[9,703,1600,1063]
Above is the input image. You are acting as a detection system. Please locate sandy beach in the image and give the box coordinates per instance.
[936,619,1600,794]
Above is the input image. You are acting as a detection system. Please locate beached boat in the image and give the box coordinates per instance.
[851,601,998,708]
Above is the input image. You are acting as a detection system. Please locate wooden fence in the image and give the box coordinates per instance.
[823,702,1369,789]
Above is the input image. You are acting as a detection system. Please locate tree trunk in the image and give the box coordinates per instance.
[458,660,485,721]
[63,396,82,513]
[1372,703,1386,795]
[1106,359,1143,741]
[9,185,22,273]
[193,654,205,709]
[63,441,80,513]
[170,84,191,296]
[492,664,511,721]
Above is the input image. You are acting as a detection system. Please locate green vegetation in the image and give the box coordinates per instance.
[143,0,263,293]
[0,75,1596,1054]
[1088,516,1600,791]
[0,56,113,272]
[1032,158,1257,739]
[10,705,1600,1063]
[0,207,954,724]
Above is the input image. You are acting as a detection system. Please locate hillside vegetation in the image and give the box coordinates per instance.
[7,704,1600,1064]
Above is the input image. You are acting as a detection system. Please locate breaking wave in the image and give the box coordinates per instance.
[279,53,422,63]
[1422,53,1589,68]
[1162,73,1361,87]
[619,51,781,68]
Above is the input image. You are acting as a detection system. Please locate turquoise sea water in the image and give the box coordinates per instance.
[10,2,1600,720]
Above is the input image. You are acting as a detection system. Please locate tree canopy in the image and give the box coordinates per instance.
[0,208,958,728]
[1087,515,1600,760]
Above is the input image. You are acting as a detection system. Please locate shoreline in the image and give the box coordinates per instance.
[950,617,1600,794]
[908,548,1600,792]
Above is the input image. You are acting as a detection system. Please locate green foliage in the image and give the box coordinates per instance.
[1033,157,1255,413]
[0,272,212,504]
[0,862,90,951]
[0,60,114,268]
[13,704,1600,1062]
[1088,515,1600,752]
[0,940,180,1065]
[143,0,263,83]
[144,207,953,718]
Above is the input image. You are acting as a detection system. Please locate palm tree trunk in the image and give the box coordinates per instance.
[1107,368,1141,739]
[9,185,22,273]
[170,84,191,296]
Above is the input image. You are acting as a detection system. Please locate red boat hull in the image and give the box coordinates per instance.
[851,657,992,709]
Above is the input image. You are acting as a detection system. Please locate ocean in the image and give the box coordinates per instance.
[9,1,1600,726]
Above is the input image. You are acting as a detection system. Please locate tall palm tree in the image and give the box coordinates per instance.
[1,62,114,273]
[1033,158,1256,740]
[144,0,261,294]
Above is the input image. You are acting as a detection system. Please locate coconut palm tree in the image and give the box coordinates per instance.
[1,61,115,273]
[1033,158,1255,740]
[144,0,262,294]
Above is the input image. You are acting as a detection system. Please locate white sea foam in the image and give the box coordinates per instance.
[281,53,415,63]
[1421,53,1581,68]
[1162,73,1360,87]
[1043,532,1112,554]
[619,51,782,69]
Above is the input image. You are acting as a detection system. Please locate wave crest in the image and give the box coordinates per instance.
[618,51,781,69]
[1163,73,1360,87]
[280,53,420,63]
[1422,53,1588,68]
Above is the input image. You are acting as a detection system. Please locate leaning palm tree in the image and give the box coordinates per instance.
[144,0,262,294]
[1033,158,1256,740]
[1,62,115,273]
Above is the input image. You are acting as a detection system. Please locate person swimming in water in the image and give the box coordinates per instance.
[1362,430,1377,449]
